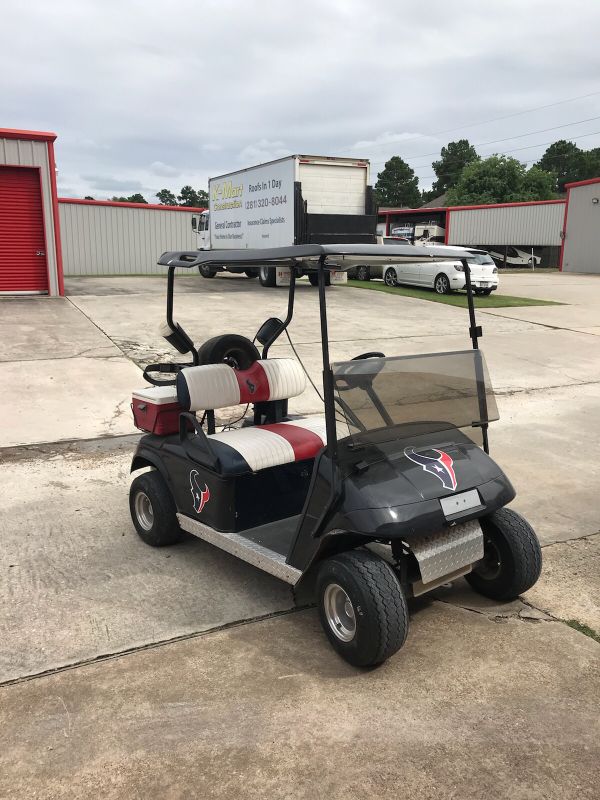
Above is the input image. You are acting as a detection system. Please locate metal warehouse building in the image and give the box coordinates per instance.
[59,199,202,276]
[0,128,63,295]
[560,178,600,274]
[379,200,565,267]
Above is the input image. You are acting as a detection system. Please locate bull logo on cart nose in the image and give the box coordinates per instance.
[404,447,457,492]
[190,470,211,513]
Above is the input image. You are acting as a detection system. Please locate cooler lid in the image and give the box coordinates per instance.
[132,385,179,404]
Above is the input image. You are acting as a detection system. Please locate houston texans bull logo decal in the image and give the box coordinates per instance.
[190,470,211,514]
[404,447,458,492]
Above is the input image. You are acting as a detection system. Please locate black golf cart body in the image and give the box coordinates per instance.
[129,243,541,664]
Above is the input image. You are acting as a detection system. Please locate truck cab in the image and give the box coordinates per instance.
[192,210,210,250]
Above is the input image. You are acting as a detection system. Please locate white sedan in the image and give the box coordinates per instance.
[383,246,499,295]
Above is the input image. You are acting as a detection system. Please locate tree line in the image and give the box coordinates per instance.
[374,139,600,208]
[83,186,210,206]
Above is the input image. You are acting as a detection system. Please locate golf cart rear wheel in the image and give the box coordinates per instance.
[199,265,217,278]
[466,508,542,601]
[355,265,370,281]
[316,549,409,667]
[434,273,451,294]
[258,266,276,287]
[384,267,397,287]
[129,471,183,547]
[198,334,259,370]
[308,272,331,287]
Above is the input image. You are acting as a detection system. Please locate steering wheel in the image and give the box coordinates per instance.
[335,351,386,393]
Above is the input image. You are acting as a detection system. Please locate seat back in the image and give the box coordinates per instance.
[176,358,306,412]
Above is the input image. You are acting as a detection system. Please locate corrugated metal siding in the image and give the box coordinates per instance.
[0,137,58,293]
[562,184,600,274]
[58,202,199,275]
[448,202,565,246]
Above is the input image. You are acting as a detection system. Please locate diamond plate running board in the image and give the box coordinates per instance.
[177,514,302,585]
[408,519,484,585]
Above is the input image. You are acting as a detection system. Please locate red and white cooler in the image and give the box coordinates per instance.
[132,386,181,435]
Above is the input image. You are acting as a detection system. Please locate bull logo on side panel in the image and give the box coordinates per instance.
[404,447,457,492]
[190,470,211,514]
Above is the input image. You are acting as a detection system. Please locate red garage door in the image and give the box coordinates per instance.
[0,166,48,293]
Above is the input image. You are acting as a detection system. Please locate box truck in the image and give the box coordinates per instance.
[191,154,377,286]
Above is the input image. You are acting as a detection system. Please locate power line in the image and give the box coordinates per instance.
[339,89,600,155]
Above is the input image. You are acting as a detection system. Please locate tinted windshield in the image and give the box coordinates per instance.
[333,350,498,446]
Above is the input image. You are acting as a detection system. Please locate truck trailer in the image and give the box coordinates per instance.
[192,154,377,286]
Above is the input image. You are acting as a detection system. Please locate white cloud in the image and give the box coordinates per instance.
[149,161,181,177]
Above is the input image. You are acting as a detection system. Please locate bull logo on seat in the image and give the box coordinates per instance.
[190,470,211,513]
[404,447,457,492]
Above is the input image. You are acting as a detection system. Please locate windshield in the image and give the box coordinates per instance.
[468,252,495,266]
[333,350,498,446]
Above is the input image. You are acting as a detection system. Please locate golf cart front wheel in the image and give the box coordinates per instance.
[316,549,409,667]
[466,508,542,601]
[384,267,397,287]
[434,273,451,294]
[130,471,183,547]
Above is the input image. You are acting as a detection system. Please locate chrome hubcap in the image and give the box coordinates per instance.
[135,491,154,531]
[323,583,356,642]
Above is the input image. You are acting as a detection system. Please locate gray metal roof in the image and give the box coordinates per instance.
[157,243,470,270]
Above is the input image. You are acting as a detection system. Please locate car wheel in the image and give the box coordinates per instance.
[258,266,276,287]
[466,508,542,601]
[434,273,451,294]
[384,267,397,287]
[356,265,370,282]
[198,334,259,370]
[199,265,217,279]
[316,549,409,667]
[129,471,183,547]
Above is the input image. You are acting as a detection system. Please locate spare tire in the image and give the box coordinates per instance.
[198,334,259,370]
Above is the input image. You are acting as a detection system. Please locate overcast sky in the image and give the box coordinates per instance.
[2,0,600,200]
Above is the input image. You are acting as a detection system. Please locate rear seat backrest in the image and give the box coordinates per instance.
[177,358,306,412]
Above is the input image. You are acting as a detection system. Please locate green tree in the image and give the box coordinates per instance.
[446,155,555,205]
[84,195,94,200]
[177,185,200,206]
[156,189,178,205]
[375,156,421,207]
[111,194,147,203]
[536,140,585,192]
[196,189,209,206]
[431,139,479,196]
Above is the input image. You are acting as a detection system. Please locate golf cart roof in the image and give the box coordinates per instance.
[157,243,471,271]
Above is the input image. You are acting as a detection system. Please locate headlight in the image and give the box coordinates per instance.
[454,264,464,272]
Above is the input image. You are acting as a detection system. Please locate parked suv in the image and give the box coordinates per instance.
[383,245,499,295]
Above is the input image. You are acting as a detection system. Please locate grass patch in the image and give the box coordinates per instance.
[564,619,600,643]
[346,279,563,308]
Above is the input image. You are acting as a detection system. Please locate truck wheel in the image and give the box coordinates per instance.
[308,273,331,287]
[258,266,276,287]
[356,265,370,281]
[245,269,259,279]
[199,265,217,278]
[466,508,542,601]
[434,273,451,294]
[384,267,397,287]
[130,471,183,547]
[316,549,409,667]
[198,334,259,370]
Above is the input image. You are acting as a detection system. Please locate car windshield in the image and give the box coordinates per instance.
[468,253,495,265]
[332,350,498,447]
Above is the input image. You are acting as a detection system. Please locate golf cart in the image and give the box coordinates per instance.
[129,244,542,667]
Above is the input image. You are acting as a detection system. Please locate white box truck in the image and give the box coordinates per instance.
[192,154,377,286]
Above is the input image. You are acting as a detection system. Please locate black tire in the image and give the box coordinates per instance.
[258,266,276,287]
[356,265,370,282]
[479,288,493,296]
[384,267,397,287]
[198,334,259,370]
[245,269,259,279]
[199,265,217,279]
[466,508,542,601]
[129,471,182,547]
[308,272,331,287]
[434,273,451,294]
[316,549,409,667]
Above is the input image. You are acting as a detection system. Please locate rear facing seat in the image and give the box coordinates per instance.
[176,359,327,473]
